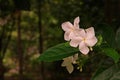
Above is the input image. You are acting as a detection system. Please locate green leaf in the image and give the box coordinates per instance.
[103,48,120,63]
[92,63,120,80]
[37,43,79,62]
[91,58,113,80]
[116,27,120,49]
[96,23,115,48]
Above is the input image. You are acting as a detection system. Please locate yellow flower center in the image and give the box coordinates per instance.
[83,38,86,42]
[70,27,75,32]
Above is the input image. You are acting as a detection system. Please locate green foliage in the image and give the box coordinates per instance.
[91,58,114,80]
[92,63,120,80]
[96,23,115,48]
[0,0,120,79]
[94,25,120,63]
[116,27,120,49]
[38,42,79,62]
[102,48,120,63]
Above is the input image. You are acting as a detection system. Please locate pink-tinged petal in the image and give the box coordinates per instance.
[64,31,70,41]
[66,64,74,74]
[69,31,76,39]
[72,28,84,37]
[61,22,73,31]
[74,16,80,29]
[69,31,82,39]
[86,27,95,38]
[79,41,89,55]
[78,29,86,38]
[70,38,80,47]
[86,36,98,47]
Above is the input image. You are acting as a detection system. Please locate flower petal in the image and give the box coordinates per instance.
[74,16,80,29]
[70,38,80,47]
[66,64,74,74]
[61,61,66,67]
[74,54,78,60]
[61,22,73,31]
[86,36,98,47]
[64,31,70,41]
[86,27,95,38]
[62,56,73,67]
[69,31,76,39]
[79,41,89,55]
[69,29,83,39]
[73,53,78,64]
[79,29,86,38]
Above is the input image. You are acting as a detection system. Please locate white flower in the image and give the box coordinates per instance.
[70,27,98,55]
[61,17,81,41]
[61,54,78,73]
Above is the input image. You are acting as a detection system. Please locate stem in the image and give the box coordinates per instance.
[16,11,23,80]
[37,0,45,80]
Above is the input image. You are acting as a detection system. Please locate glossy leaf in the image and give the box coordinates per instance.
[103,48,120,63]
[37,43,79,62]
[92,63,120,80]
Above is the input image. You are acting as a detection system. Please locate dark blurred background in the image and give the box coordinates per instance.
[0,0,120,80]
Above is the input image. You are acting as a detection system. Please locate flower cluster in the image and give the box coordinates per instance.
[61,16,97,55]
[61,54,78,73]
[61,17,98,73]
